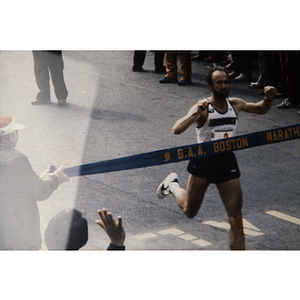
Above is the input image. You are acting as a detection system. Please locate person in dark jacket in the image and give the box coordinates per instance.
[0,114,69,250]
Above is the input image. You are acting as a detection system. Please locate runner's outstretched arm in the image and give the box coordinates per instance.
[232,86,277,115]
[173,100,210,135]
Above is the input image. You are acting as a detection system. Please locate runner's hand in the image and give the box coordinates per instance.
[264,86,277,101]
[196,99,210,114]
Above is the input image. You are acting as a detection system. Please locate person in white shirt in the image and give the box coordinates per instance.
[157,66,276,250]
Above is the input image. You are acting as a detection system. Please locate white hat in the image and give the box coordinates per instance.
[0,115,25,136]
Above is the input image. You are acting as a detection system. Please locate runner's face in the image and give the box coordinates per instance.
[211,71,229,98]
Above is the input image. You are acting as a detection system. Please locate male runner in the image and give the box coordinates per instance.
[157,66,276,250]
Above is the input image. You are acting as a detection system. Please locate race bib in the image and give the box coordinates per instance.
[211,128,234,141]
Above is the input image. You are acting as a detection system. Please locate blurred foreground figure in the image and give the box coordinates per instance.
[96,208,126,250]
[45,209,88,250]
[45,208,125,250]
[0,115,69,250]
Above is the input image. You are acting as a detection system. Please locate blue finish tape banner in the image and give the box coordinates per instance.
[64,124,300,177]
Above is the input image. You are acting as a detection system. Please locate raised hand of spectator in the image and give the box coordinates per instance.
[96,208,125,246]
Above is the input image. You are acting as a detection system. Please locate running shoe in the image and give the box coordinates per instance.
[157,172,178,199]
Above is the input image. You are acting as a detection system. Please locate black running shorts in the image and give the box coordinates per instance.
[187,152,240,184]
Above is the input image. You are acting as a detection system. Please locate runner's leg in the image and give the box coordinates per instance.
[217,179,245,250]
[170,174,210,218]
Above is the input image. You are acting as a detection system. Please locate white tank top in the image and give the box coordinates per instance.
[196,98,238,143]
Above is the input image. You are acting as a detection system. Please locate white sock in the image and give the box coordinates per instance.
[168,181,179,194]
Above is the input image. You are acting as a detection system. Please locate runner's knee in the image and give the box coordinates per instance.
[184,208,198,219]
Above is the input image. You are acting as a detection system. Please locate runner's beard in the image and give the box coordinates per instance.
[212,87,229,99]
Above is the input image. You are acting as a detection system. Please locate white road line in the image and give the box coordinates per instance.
[202,220,230,230]
[135,228,212,247]
[135,215,268,244]
[202,220,265,236]
[157,228,212,247]
[243,229,264,236]
[157,228,185,235]
[191,239,212,247]
[178,234,197,241]
[135,233,157,240]
[243,219,260,231]
[266,210,300,225]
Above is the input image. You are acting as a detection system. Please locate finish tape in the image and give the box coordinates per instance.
[63,123,300,177]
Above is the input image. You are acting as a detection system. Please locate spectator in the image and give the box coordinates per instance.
[203,51,227,63]
[276,51,300,109]
[159,51,192,86]
[192,51,229,64]
[31,51,68,106]
[45,208,125,250]
[250,51,286,98]
[45,209,88,250]
[227,51,255,82]
[132,50,165,73]
[249,52,268,89]
[96,208,126,250]
[191,51,211,61]
[0,114,69,250]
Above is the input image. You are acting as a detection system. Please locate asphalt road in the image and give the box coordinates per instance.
[1,50,299,251]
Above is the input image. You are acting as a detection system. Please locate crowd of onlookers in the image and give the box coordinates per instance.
[133,50,300,114]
